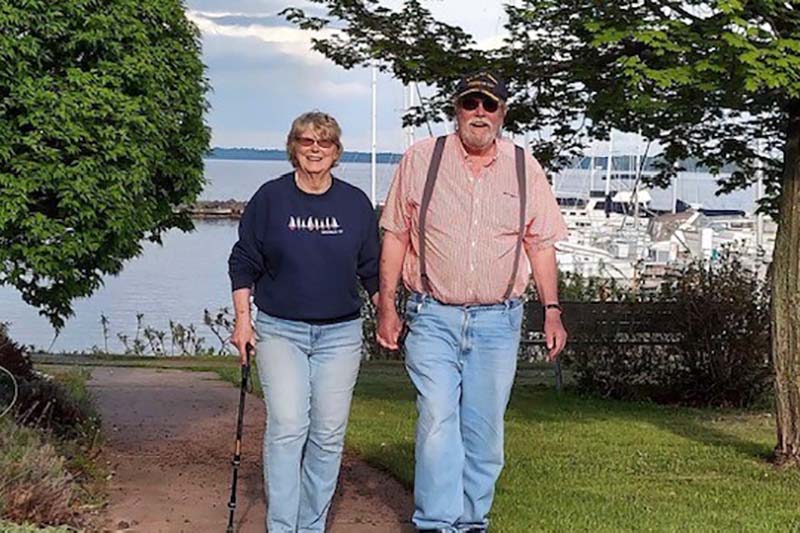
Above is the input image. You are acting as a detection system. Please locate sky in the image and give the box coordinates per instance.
[185,0,515,153]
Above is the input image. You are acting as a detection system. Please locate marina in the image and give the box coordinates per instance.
[0,157,769,352]
[193,154,773,290]
[551,160,773,287]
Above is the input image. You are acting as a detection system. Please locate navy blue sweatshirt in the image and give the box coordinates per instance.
[228,173,380,323]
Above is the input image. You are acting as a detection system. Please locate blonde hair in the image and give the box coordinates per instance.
[286,111,343,168]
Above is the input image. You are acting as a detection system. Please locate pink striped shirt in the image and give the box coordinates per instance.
[380,134,568,305]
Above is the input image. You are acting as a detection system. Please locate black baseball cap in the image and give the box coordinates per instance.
[454,71,509,102]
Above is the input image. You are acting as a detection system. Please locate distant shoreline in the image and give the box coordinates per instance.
[205,148,739,173]
[183,200,384,220]
[206,147,402,164]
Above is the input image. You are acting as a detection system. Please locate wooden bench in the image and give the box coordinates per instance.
[521,301,683,389]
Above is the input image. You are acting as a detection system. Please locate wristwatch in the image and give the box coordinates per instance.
[543,303,563,313]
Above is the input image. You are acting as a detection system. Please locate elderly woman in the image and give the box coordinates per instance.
[228,111,379,532]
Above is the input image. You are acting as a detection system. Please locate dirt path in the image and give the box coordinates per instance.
[88,367,414,532]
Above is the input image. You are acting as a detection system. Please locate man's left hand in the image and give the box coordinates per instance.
[544,310,567,361]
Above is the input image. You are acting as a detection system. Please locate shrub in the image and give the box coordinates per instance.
[0,418,80,528]
[0,521,73,533]
[1,327,95,439]
[0,327,101,529]
[661,256,772,406]
[6,332,99,439]
[15,375,97,441]
[564,256,772,407]
[557,271,636,302]
[0,324,34,380]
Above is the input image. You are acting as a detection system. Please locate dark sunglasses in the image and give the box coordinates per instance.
[459,93,500,113]
[296,136,336,149]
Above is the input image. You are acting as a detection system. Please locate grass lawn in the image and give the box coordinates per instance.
[214,358,800,531]
[349,363,800,532]
[36,355,800,531]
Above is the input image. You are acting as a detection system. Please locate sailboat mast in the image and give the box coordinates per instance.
[370,66,377,207]
[605,130,613,197]
[404,83,416,149]
[755,140,764,250]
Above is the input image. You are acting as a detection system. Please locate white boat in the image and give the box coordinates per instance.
[647,207,776,276]
[557,189,653,235]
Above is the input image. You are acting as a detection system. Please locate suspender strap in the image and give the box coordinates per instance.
[503,145,527,300]
[418,136,448,294]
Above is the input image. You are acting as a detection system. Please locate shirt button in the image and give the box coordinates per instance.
[472,241,476,247]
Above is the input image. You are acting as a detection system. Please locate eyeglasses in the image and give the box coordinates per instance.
[296,136,336,149]
[458,94,500,113]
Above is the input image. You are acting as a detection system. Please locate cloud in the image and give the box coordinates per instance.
[187,10,338,65]
[185,0,515,151]
[187,10,276,18]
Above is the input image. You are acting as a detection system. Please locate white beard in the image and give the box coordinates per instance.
[458,123,498,151]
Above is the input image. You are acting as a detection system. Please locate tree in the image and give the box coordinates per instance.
[0,0,209,328]
[286,0,800,464]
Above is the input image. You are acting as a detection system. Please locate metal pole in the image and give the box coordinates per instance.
[604,132,613,218]
[756,140,764,249]
[554,358,563,392]
[370,66,377,207]
[404,84,416,149]
[605,131,613,197]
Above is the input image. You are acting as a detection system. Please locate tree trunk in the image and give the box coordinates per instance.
[772,98,800,467]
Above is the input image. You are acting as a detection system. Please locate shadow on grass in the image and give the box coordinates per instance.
[354,361,772,464]
[508,383,772,462]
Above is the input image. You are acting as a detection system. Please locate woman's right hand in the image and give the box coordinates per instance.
[231,320,256,365]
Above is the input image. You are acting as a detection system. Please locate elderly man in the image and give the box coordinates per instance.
[376,71,568,532]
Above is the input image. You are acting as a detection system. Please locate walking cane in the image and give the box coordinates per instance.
[226,342,253,533]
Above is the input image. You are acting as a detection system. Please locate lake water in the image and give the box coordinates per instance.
[0,158,758,352]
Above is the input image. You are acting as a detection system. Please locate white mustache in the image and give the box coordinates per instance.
[468,119,491,128]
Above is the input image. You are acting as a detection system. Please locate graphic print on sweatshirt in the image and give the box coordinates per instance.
[287,215,344,235]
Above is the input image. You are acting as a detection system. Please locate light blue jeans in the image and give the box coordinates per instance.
[254,311,363,532]
[404,293,522,532]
